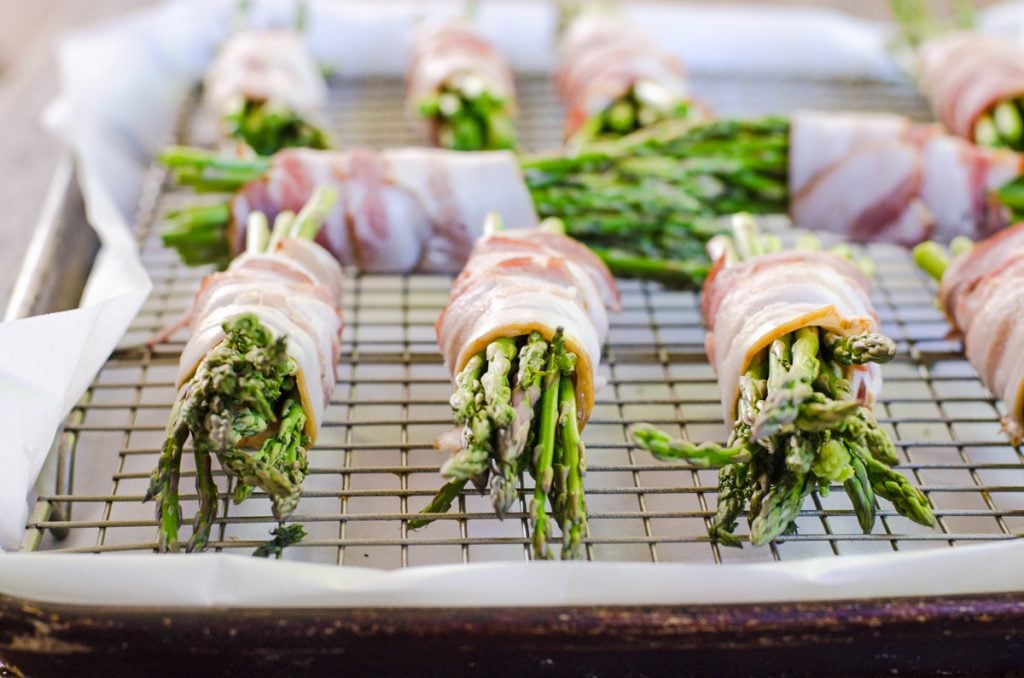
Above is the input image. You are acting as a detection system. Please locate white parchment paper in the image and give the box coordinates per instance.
[1,0,1022,606]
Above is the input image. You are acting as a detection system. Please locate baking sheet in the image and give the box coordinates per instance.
[3,0,1024,606]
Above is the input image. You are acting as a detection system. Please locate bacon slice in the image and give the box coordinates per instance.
[917,32,1024,140]
[555,14,688,139]
[789,110,1023,244]
[203,30,327,139]
[406,22,515,144]
[702,251,882,424]
[435,229,621,426]
[177,238,344,441]
[230,147,538,273]
[938,224,1024,442]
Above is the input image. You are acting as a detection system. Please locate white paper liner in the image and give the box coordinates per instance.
[2,0,1023,606]
[2,540,1023,607]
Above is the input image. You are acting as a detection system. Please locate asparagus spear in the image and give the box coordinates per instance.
[440,353,493,481]
[558,374,587,559]
[531,338,563,560]
[482,337,519,512]
[826,331,897,366]
[224,98,331,156]
[630,424,752,467]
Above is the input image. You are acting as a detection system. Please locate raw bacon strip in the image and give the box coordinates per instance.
[789,110,1024,245]
[555,14,690,140]
[937,224,1024,441]
[436,228,620,423]
[230,147,537,273]
[917,32,1024,142]
[702,250,881,425]
[406,22,517,150]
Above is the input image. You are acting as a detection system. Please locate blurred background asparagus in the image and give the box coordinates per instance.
[630,217,935,546]
[415,77,517,151]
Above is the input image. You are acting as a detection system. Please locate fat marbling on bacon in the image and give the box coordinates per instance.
[789,110,1024,246]
[938,224,1024,442]
[230,147,537,273]
[701,250,882,425]
[177,237,344,440]
[555,14,688,139]
[435,228,621,425]
[406,23,515,139]
[917,32,1024,141]
[202,30,327,138]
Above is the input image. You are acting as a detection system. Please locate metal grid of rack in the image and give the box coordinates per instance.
[20,74,1024,567]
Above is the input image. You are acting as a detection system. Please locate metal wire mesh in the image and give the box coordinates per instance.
[21,74,1024,568]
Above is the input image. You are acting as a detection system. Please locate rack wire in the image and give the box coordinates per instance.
[20,74,1024,568]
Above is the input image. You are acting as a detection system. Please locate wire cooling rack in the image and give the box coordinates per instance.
[20,74,1024,568]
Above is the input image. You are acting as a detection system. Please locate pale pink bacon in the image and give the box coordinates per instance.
[702,250,882,425]
[938,224,1024,442]
[406,22,515,144]
[917,32,1024,141]
[230,147,537,273]
[177,238,344,442]
[555,14,688,139]
[202,30,327,142]
[789,110,1023,246]
[436,229,621,426]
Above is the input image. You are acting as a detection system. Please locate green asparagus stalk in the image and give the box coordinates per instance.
[252,524,308,558]
[864,455,936,527]
[224,98,331,156]
[418,77,517,151]
[630,424,752,467]
[530,340,562,561]
[558,374,586,559]
[826,331,897,366]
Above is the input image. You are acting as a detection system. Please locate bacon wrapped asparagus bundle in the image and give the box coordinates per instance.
[914,226,1024,442]
[631,217,935,546]
[556,13,697,144]
[416,217,621,560]
[159,146,536,272]
[890,1,1024,152]
[202,29,330,155]
[916,33,1024,152]
[147,187,343,554]
[407,22,517,151]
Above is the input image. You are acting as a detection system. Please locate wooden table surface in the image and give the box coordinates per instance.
[0,0,995,314]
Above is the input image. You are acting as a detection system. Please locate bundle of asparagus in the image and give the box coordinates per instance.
[148,187,343,553]
[556,13,698,144]
[914,225,1024,443]
[891,0,1024,151]
[631,217,936,546]
[418,217,621,560]
[202,27,331,155]
[407,22,517,151]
